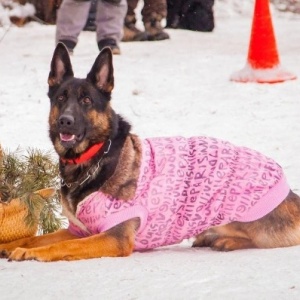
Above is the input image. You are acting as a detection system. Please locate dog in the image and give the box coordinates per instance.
[1,42,300,262]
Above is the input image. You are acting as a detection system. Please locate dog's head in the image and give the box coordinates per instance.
[47,43,116,159]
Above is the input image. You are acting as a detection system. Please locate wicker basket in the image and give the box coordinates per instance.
[0,188,55,243]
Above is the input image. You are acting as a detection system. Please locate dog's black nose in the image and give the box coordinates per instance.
[59,114,75,127]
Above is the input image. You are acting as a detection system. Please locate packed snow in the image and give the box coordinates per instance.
[0,1,300,299]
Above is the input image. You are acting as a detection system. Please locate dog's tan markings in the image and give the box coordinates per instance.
[48,77,56,87]
[101,134,142,200]
[49,106,68,156]
[54,142,67,157]
[48,106,59,127]
[73,140,90,155]
[5,219,138,262]
[88,109,110,137]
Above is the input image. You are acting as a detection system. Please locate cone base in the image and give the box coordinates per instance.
[230,64,297,84]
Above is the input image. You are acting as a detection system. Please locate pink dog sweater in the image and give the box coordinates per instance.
[68,136,290,250]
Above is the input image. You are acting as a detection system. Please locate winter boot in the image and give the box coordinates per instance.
[144,14,170,41]
[98,38,121,55]
[122,15,148,42]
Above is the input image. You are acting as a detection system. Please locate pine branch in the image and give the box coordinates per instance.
[0,147,64,235]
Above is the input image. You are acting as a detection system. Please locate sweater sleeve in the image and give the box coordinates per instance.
[68,191,149,236]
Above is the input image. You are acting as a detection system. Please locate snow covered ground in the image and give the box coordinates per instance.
[0,1,300,299]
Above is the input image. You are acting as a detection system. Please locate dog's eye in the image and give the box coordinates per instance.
[57,95,65,102]
[82,97,92,105]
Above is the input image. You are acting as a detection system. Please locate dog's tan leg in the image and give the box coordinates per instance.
[193,225,257,251]
[193,190,300,251]
[7,219,138,262]
[0,229,78,258]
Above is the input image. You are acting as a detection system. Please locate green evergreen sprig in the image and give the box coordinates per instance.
[0,147,66,234]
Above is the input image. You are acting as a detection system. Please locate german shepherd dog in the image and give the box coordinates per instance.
[1,43,300,262]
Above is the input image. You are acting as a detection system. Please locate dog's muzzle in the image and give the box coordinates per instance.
[58,114,84,147]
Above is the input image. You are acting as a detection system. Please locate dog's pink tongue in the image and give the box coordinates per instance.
[60,133,75,142]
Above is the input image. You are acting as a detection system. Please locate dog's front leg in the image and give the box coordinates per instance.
[8,219,139,262]
[0,229,78,258]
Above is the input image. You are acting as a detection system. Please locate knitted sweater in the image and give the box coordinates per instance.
[68,136,290,250]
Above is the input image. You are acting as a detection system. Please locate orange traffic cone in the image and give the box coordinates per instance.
[230,0,296,83]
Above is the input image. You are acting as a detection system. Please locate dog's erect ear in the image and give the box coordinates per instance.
[48,43,74,87]
[86,47,114,93]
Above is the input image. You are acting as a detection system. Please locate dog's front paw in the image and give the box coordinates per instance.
[8,246,59,262]
[0,243,15,258]
[0,240,28,258]
[8,247,39,262]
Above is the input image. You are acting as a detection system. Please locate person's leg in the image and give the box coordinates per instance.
[122,0,148,42]
[166,0,184,29]
[56,0,91,52]
[126,0,139,15]
[142,0,170,41]
[96,0,127,54]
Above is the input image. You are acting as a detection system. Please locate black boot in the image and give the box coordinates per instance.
[98,38,121,55]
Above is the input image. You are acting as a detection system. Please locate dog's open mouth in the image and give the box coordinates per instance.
[59,132,84,148]
[60,133,76,142]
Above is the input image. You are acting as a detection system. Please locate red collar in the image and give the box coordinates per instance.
[60,142,105,165]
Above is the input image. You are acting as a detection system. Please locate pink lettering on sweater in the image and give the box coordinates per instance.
[68,136,290,250]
